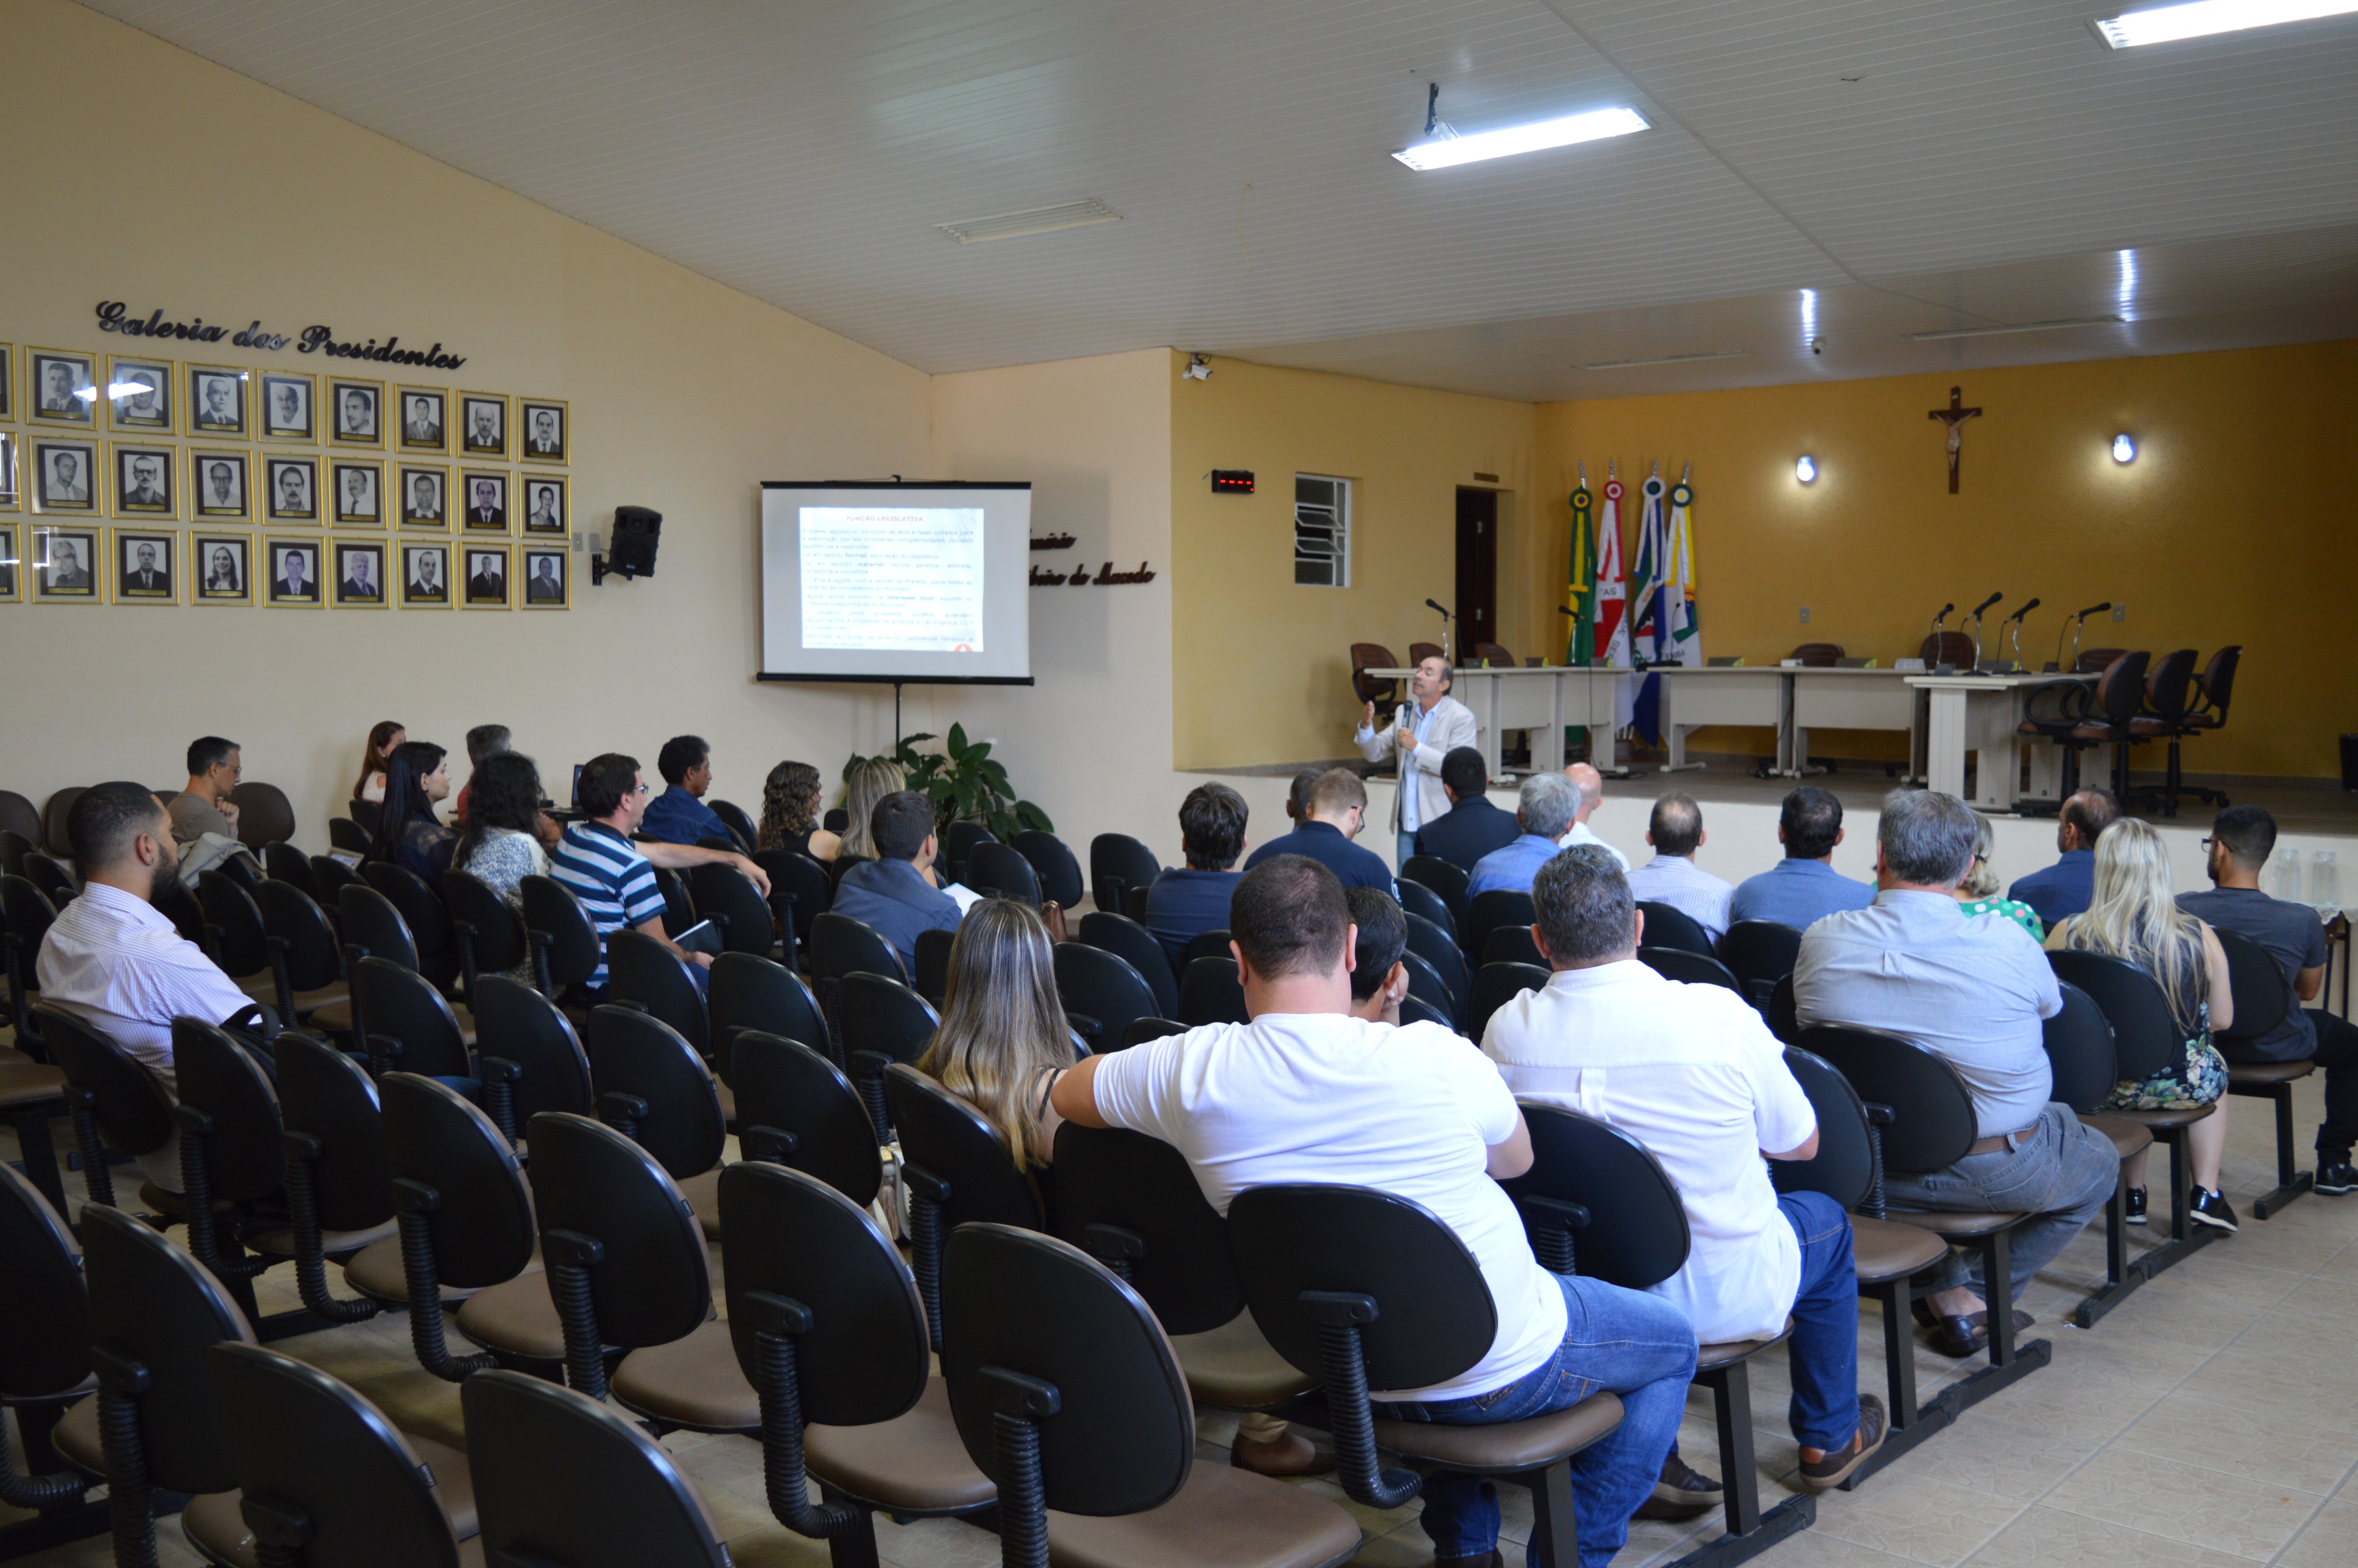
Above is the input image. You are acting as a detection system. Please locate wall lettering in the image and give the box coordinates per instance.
[94,300,467,369]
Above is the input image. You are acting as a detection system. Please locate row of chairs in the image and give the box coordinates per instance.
[2017,646,2240,818]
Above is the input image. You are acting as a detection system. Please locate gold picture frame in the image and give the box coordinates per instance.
[30,524,101,602]
[258,370,317,443]
[327,377,386,448]
[330,458,385,527]
[105,355,175,435]
[0,343,15,422]
[332,539,389,609]
[518,545,570,609]
[518,397,568,464]
[264,537,325,607]
[186,364,251,439]
[29,438,101,515]
[400,542,453,608]
[395,386,448,453]
[457,392,507,458]
[457,470,509,533]
[461,543,511,609]
[518,473,568,537]
[27,347,97,426]
[397,464,450,530]
[0,431,19,512]
[263,454,320,523]
[111,445,178,520]
[0,523,23,602]
[189,450,252,521]
[110,528,178,606]
[192,532,255,606]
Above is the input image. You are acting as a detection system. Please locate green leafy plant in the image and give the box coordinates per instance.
[844,723,1054,841]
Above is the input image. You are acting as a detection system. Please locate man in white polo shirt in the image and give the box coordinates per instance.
[1484,844,1888,1495]
[1053,854,1697,1568]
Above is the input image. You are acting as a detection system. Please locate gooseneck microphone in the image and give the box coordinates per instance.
[2074,601,2111,620]
[1968,591,2004,618]
[2057,602,2113,671]
[2004,597,2042,624]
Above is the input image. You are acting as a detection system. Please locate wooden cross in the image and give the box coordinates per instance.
[1929,385,1982,494]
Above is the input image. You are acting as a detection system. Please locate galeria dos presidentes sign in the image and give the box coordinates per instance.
[94,301,468,369]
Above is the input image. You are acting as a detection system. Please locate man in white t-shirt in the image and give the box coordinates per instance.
[1484,845,1888,1494]
[1053,855,1697,1568]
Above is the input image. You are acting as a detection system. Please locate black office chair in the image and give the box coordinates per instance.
[967,841,1042,908]
[1177,955,1249,1026]
[1,874,58,1053]
[1181,928,1235,971]
[2209,928,2308,1217]
[753,849,831,955]
[689,861,780,960]
[840,972,941,1143]
[607,928,711,1062]
[1720,920,1802,1013]
[200,869,336,1027]
[309,854,362,908]
[1403,911,1472,1020]
[1480,924,1544,969]
[1055,941,1162,1053]
[520,875,604,1003]
[0,1161,102,1553]
[1089,833,1163,918]
[811,911,906,1060]
[650,864,698,941]
[30,1005,170,1214]
[329,817,373,856]
[1767,972,1800,1044]
[2160,645,2240,811]
[2039,981,2159,1324]
[256,1033,392,1324]
[914,926,956,1006]
[1639,945,1745,994]
[1123,885,1153,922]
[251,878,353,1037]
[2124,649,2201,818]
[1636,900,1716,956]
[1014,830,1085,909]
[363,862,461,992]
[942,822,996,886]
[708,797,758,853]
[353,955,475,1085]
[707,952,829,1073]
[730,1031,883,1206]
[1399,993,1454,1031]
[260,840,320,900]
[1079,910,1182,1019]
[583,1005,726,1241]
[1394,875,1456,934]
[22,857,76,909]
[1399,950,1461,1029]
[168,1019,295,1323]
[1123,1017,1191,1048]
[1467,961,1547,1041]
[1462,889,1534,964]
[0,830,30,880]
[883,1063,1043,1352]
[1400,855,1470,928]
[442,869,528,998]
[2064,652,2153,801]
[469,973,596,1132]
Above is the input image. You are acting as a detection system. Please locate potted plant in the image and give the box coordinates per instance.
[844,724,1054,841]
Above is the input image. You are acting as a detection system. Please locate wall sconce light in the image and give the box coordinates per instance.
[2111,433,2136,464]
[1795,454,1818,484]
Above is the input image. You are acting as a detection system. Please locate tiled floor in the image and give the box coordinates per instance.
[6,1074,2354,1567]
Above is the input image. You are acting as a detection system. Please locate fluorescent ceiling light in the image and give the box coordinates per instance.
[2093,1,2358,49]
[1393,107,1649,171]
[935,199,1121,244]
[1907,316,2122,342]
[1576,349,1749,370]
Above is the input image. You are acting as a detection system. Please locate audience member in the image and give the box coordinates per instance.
[1556,761,1630,870]
[1468,771,1581,897]
[1411,746,1520,872]
[168,735,243,847]
[1354,654,1478,866]
[1485,846,1887,1494]
[641,735,733,847]
[1345,885,1410,1025]
[351,720,406,805]
[830,789,964,971]
[1956,811,2044,939]
[451,751,550,984]
[1144,783,1249,966]
[363,741,457,879]
[1794,789,2113,1358]
[917,899,1077,1171]
[2181,805,2358,1194]
[1243,769,1394,893]
[549,752,769,997]
[2008,789,2119,927]
[1624,791,1734,943]
[836,757,905,864]
[36,782,256,1193]
[1051,856,1697,1567]
[451,723,512,819]
[2048,818,2236,1230]
[757,760,841,861]
[1283,767,1322,825]
[1727,786,1874,930]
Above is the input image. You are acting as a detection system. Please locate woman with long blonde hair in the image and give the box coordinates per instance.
[837,757,906,864]
[2047,817,2237,1230]
[917,900,1076,1171]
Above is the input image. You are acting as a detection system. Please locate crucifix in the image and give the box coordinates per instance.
[1928,385,1982,494]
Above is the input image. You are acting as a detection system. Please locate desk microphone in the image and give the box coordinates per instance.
[2002,598,2040,671]
[1968,591,2004,618]
[2056,602,2112,672]
[1425,598,1453,663]
[2003,597,2041,624]
[1962,593,2003,674]
[2074,601,2111,620]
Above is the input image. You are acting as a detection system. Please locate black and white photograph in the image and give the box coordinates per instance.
[462,544,509,608]
[0,432,18,512]
[459,394,507,457]
[105,358,174,434]
[188,365,249,436]
[190,451,250,520]
[32,526,99,602]
[520,546,569,609]
[265,456,319,523]
[0,344,13,421]
[259,372,316,442]
[192,534,252,605]
[519,398,568,463]
[267,539,322,606]
[29,349,96,426]
[398,464,448,529]
[520,475,568,535]
[113,529,177,604]
[328,378,383,447]
[397,387,447,452]
[112,446,177,518]
[332,459,383,526]
[334,540,387,607]
[402,543,451,607]
[30,439,99,515]
[460,470,509,532]
[0,524,19,602]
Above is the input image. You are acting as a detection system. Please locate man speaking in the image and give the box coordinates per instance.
[1354,653,1477,867]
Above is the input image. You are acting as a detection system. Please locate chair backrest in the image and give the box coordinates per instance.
[464,1369,732,1568]
[1505,1104,1690,1288]
[1122,1016,1190,1048]
[1479,923,1543,969]
[1638,945,1745,994]
[883,1064,1043,1234]
[940,1224,1195,1519]
[840,971,941,1070]
[251,878,342,994]
[1635,899,1715,956]
[1768,1048,1877,1210]
[1122,884,1152,922]
[355,956,473,1079]
[708,799,758,853]
[329,818,375,856]
[1,872,57,967]
[2040,980,2119,1113]
[731,1032,883,1204]
[1403,909,1469,996]
[967,841,1041,908]
[1408,640,1444,666]
[197,869,272,978]
[2142,648,2198,723]
[2212,927,2292,1046]
[1788,642,1844,666]
[2195,645,2240,716]
[607,928,710,1059]
[207,1343,464,1568]
[1470,641,1516,668]
[1089,833,1163,918]
[81,1203,255,1496]
[379,1073,537,1287]
[1467,961,1547,1041]
[1078,911,1181,1019]
[706,952,828,1070]
[25,855,78,906]
[584,1005,726,1181]
[0,1160,89,1401]
[1798,1025,1978,1174]
[1463,888,1534,961]
[348,797,385,838]
[2076,645,2127,674]
[942,821,996,885]
[1052,1123,1246,1335]
[1399,993,1453,1030]
[310,854,362,905]
[440,869,528,977]
[811,911,906,984]
[752,850,831,945]
[1768,971,1799,1043]
[1919,630,1974,668]
[1720,920,1802,998]
[520,875,603,992]
[0,829,34,879]
[913,925,955,1006]
[1177,955,1249,1026]
[340,883,419,972]
[649,864,697,940]
[1054,942,1162,1052]
[1399,950,1459,1026]
[362,863,455,981]
[2092,651,2153,727]
[41,787,84,859]
[274,1033,394,1232]
[526,1111,712,1351]
[1394,875,1455,933]
[0,790,40,849]
[227,782,296,849]
[173,1019,286,1204]
[33,1004,175,1156]
[467,973,595,1124]
[1180,928,1234,970]
[687,862,775,958]
[1400,855,1471,919]
[2047,948,2185,1082]
[1350,642,1400,704]
[1014,830,1085,908]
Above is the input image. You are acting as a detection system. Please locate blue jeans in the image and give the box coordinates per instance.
[1375,1274,1696,1568]
[1397,831,1421,871]
[1770,1192,1862,1453]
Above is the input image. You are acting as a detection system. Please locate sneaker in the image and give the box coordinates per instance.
[2190,1187,2240,1232]
[2123,1188,2148,1226]
[1799,1396,1890,1492]
[1636,1452,1722,1520]
[2317,1164,2357,1196]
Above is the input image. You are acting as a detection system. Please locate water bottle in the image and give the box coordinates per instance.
[2272,847,2303,902]
[2313,851,2339,914]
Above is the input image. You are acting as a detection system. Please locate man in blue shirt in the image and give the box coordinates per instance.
[831,790,965,972]
[2007,789,2117,927]
[1468,772,1581,897]
[1729,786,1877,931]
[1243,769,1394,894]
[639,734,735,847]
[1145,782,1249,968]
[1413,747,1522,872]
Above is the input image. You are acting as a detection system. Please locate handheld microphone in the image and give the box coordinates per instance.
[1969,592,2003,618]
[2004,597,2041,625]
[2074,601,2111,620]
[1558,605,1575,616]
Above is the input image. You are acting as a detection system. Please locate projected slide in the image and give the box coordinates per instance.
[800,506,985,652]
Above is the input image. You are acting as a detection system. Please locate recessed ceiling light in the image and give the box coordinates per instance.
[934,199,1122,244]
[1575,350,1750,370]
[1907,316,2122,342]
[1393,107,1650,171]
[2093,1,2358,49]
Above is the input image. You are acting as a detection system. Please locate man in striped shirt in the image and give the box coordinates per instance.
[549,752,769,998]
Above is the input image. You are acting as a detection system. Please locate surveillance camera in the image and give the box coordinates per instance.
[1183,353,1212,381]
[1810,336,1826,356]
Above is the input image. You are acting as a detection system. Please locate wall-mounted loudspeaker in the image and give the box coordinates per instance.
[595,506,662,584]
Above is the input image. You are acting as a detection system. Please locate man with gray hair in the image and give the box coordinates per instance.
[1625,791,1734,944]
[1468,771,1581,897]
[1794,789,2114,1360]
[1556,761,1630,871]
[1355,653,1478,867]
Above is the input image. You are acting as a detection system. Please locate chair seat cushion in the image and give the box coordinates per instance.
[679,1166,723,1241]
[138,1180,241,1218]
[454,1274,570,1363]
[0,1061,67,1109]
[1885,1209,2025,1238]
[1371,1391,1625,1472]
[1170,1313,1316,1410]
[180,1430,479,1567]
[807,1378,995,1514]
[2068,721,2129,741]
[344,1235,440,1304]
[2228,1060,2315,1086]
[242,1216,400,1259]
[1851,1216,1950,1283]
[309,998,355,1034]
[611,1319,759,1434]
[1046,1460,1361,1568]
[1696,1324,1788,1373]
[2080,1113,2156,1160]
[51,1395,101,1476]
[2103,1103,2215,1132]
[715,1079,736,1125]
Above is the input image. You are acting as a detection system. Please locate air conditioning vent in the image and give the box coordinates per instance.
[936,199,1123,244]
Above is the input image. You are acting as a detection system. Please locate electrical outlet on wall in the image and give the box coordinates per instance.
[2113,604,2127,621]
[1799,606,1812,623]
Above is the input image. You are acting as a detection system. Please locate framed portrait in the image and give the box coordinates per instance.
[105,356,175,434]
[31,525,100,602]
[30,439,100,515]
[111,445,177,519]
[458,470,509,533]
[259,372,316,443]
[264,455,320,523]
[187,364,250,437]
[0,524,20,602]
[0,432,18,512]
[331,459,384,527]
[111,529,177,605]
[192,532,253,606]
[462,544,511,609]
[265,537,324,607]
[458,394,507,458]
[518,398,568,464]
[519,474,568,537]
[328,378,384,448]
[520,545,570,609]
[397,464,449,530]
[28,348,97,426]
[333,540,388,608]
[395,386,448,453]
[401,542,453,608]
[0,344,13,421]
[189,450,251,520]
